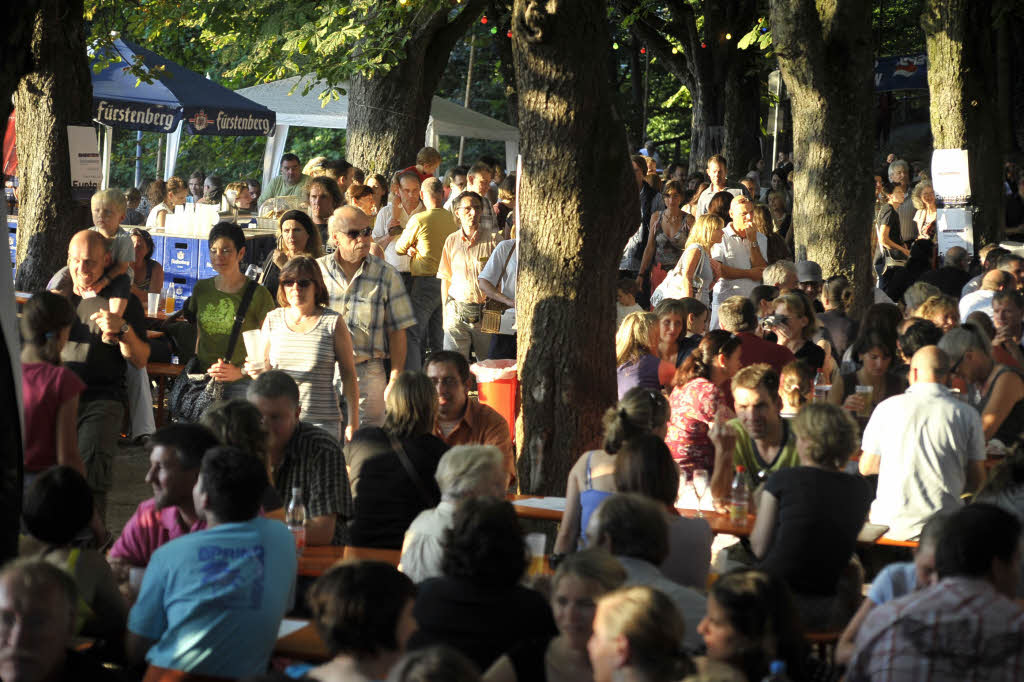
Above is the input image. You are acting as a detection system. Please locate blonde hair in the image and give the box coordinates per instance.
[595,586,689,680]
[686,214,724,252]
[779,360,815,411]
[774,292,819,341]
[791,402,859,469]
[91,188,126,213]
[917,294,959,325]
[615,311,657,366]
[911,181,934,211]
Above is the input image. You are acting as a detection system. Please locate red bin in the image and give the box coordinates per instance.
[471,360,518,441]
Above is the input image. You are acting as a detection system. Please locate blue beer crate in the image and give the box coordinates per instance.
[166,274,195,312]
[163,237,199,277]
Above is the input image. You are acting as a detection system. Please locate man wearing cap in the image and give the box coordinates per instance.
[796,261,825,313]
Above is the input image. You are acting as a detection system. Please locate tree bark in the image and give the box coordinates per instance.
[922,0,1005,245]
[0,0,39,566]
[771,0,876,316]
[512,0,638,494]
[346,0,488,174]
[723,51,764,178]
[12,0,92,291]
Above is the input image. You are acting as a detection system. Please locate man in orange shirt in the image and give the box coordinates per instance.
[425,350,514,484]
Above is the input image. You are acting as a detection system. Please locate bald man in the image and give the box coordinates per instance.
[709,195,768,328]
[859,346,985,541]
[61,230,149,520]
[959,269,1014,320]
[317,206,416,426]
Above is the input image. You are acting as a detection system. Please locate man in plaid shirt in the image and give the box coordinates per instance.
[847,504,1024,682]
[318,206,416,427]
[248,371,351,545]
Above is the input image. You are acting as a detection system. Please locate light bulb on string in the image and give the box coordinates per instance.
[481,16,487,24]
[490,26,497,35]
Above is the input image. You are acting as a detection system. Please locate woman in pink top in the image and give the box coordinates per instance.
[19,292,87,486]
[665,330,742,477]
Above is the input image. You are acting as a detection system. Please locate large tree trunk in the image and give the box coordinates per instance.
[13,0,91,291]
[723,52,764,179]
[512,0,638,494]
[772,0,876,316]
[346,0,488,175]
[0,0,39,566]
[922,0,1005,246]
[688,79,721,174]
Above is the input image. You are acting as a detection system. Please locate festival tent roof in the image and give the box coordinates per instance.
[92,38,276,136]
[235,76,519,186]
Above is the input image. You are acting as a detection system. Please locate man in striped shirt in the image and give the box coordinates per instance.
[318,206,416,427]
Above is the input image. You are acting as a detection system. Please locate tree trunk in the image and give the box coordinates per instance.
[512,0,638,494]
[13,0,91,291]
[922,0,1005,246]
[723,53,764,180]
[771,0,876,317]
[688,79,720,174]
[0,0,39,566]
[345,0,488,175]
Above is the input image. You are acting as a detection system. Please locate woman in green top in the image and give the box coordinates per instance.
[187,222,275,398]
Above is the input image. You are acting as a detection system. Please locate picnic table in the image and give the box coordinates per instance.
[275,619,330,662]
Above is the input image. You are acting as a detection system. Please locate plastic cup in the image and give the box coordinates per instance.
[242,329,266,372]
[525,532,546,575]
[147,292,160,316]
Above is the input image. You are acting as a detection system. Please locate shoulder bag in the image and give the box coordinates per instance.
[388,433,435,507]
[652,246,703,307]
[168,280,258,422]
[481,245,517,334]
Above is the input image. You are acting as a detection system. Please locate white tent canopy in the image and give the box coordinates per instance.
[235,76,520,188]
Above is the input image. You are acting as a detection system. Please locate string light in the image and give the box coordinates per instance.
[640,47,646,54]
[612,42,619,50]
[481,16,487,24]
[506,30,512,38]
[701,42,707,48]
[490,26,497,34]
[725,33,732,40]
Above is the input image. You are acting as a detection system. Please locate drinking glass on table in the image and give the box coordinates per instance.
[676,465,689,507]
[692,468,709,518]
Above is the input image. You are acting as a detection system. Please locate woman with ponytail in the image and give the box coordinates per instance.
[778,360,815,419]
[665,330,742,477]
[19,291,88,490]
[553,387,670,554]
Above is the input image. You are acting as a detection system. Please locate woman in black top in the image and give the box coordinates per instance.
[749,403,872,631]
[876,180,910,292]
[346,372,448,549]
[259,209,325,300]
[770,292,826,371]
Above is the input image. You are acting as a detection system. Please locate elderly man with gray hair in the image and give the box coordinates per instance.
[398,444,507,582]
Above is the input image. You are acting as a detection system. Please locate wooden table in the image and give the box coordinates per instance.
[676,507,755,537]
[297,545,401,578]
[275,620,330,662]
[509,494,564,522]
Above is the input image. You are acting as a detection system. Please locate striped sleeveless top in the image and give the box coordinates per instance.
[265,307,342,425]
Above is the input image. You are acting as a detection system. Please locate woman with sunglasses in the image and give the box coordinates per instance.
[245,256,359,441]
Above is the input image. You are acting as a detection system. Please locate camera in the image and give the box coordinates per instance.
[760,314,789,330]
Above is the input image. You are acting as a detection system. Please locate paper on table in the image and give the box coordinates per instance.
[277,618,308,639]
[511,497,567,512]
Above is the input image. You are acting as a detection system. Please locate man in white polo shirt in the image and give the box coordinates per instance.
[709,195,767,329]
[858,346,985,541]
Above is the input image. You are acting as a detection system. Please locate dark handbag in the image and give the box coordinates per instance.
[167,281,258,422]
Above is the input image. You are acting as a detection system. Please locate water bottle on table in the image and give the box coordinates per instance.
[286,487,307,555]
[730,465,751,522]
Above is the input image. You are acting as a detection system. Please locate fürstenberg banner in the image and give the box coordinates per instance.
[93,101,275,137]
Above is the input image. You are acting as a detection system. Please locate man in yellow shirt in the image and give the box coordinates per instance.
[396,178,457,370]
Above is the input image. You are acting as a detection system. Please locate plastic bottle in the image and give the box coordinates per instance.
[285,487,307,555]
[761,660,792,681]
[730,465,751,523]
[813,368,830,402]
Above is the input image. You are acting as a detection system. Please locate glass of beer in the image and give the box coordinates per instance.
[855,385,874,418]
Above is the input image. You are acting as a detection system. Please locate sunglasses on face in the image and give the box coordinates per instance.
[281,279,313,289]
[342,227,373,239]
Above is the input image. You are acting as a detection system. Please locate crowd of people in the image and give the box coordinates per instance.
[8,143,1024,682]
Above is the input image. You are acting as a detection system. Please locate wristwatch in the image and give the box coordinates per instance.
[115,322,130,339]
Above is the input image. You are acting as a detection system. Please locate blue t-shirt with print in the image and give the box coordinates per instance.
[128,517,297,678]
